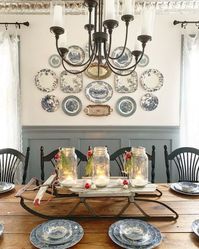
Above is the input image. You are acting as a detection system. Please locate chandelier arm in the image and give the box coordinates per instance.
[106,58,136,76]
[108,23,129,60]
[56,37,94,67]
[60,52,95,75]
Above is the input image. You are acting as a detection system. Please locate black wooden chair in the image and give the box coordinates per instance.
[40,146,87,181]
[0,147,30,184]
[110,146,156,183]
[164,145,199,183]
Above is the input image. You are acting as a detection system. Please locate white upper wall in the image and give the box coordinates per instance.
[0,11,197,126]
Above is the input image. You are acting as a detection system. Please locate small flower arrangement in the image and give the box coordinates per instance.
[84,179,96,190]
[85,148,93,176]
[123,151,133,174]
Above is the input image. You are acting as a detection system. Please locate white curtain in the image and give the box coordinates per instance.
[0,31,22,182]
[180,32,199,148]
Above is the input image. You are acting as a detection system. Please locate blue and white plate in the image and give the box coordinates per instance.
[35,219,73,245]
[138,54,149,67]
[35,69,58,92]
[0,224,4,236]
[60,71,83,93]
[140,93,158,111]
[116,96,137,117]
[111,47,132,68]
[65,45,85,65]
[108,219,162,249]
[192,219,199,237]
[140,69,163,92]
[48,54,61,68]
[30,219,84,249]
[0,182,15,194]
[114,71,138,93]
[41,95,59,112]
[170,182,199,195]
[62,95,82,116]
[85,81,113,103]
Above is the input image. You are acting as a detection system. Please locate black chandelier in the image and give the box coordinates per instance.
[50,0,154,77]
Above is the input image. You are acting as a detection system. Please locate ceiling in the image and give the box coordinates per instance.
[0,0,198,14]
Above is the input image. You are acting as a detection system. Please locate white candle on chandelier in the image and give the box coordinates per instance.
[104,0,115,20]
[123,0,135,16]
[53,5,64,28]
[141,7,155,36]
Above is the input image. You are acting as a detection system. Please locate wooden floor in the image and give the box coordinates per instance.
[0,184,199,248]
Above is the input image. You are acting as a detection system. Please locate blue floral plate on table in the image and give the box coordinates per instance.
[192,219,199,237]
[170,182,199,195]
[30,219,84,249]
[0,224,4,236]
[108,219,162,249]
[35,219,73,245]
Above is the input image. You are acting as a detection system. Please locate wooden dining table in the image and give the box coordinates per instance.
[0,184,199,249]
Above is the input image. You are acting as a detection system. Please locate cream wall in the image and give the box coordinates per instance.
[0,11,196,126]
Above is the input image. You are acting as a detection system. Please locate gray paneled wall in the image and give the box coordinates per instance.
[22,126,179,183]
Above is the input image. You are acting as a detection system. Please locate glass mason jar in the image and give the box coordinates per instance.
[57,147,77,187]
[129,147,148,187]
[92,146,110,187]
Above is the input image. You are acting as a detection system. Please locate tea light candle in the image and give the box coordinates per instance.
[132,178,147,187]
[131,174,147,187]
[95,176,109,188]
[59,175,76,187]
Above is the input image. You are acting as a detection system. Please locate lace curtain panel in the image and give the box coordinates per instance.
[180,32,199,147]
[0,31,22,182]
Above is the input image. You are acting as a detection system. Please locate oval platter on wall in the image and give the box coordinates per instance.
[85,81,113,103]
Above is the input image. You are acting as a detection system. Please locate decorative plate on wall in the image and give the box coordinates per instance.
[85,81,113,103]
[114,71,138,93]
[140,93,159,111]
[140,69,164,92]
[35,69,58,92]
[65,45,85,65]
[111,47,132,68]
[41,95,59,112]
[116,96,137,117]
[60,71,83,93]
[138,54,149,67]
[48,54,62,68]
[62,95,82,116]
